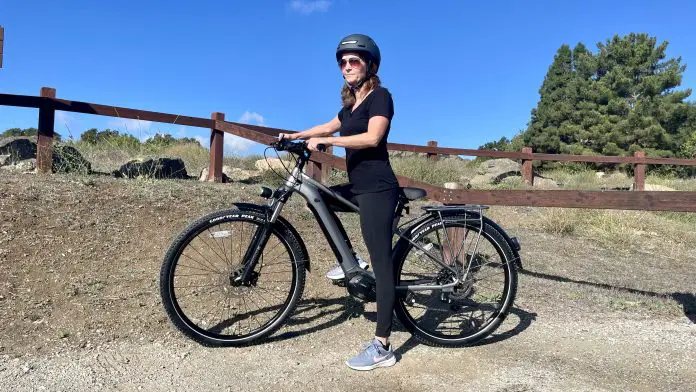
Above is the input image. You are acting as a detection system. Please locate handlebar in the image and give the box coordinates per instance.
[270,138,327,154]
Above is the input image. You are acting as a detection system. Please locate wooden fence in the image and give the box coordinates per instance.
[1,87,696,212]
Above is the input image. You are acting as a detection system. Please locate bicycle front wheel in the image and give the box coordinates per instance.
[393,214,518,347]
[159,209,306,347]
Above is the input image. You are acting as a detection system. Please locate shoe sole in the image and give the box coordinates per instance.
[346,356,396,371]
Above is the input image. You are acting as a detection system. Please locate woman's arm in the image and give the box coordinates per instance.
[280,116,341,140]
[307,116,389,150]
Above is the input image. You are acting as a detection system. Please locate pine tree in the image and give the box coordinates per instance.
[521,33,695,171]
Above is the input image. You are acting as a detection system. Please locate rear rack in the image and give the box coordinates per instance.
[421,204,489,212]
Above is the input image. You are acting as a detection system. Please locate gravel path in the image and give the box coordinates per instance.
[2,306,693,392]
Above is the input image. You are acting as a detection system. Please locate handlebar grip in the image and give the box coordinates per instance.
[316,143,327,152]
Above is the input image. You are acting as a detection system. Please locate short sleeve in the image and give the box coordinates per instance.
[337,108,344,123]
[368,88,394,120]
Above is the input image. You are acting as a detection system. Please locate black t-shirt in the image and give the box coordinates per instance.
[337,86,399,194]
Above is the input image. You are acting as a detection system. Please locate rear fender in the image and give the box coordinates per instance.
[396,209,522,270]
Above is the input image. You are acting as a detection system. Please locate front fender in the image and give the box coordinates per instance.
[232,202,311,272]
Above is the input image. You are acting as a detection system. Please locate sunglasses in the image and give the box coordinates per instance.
[338,55,365,69]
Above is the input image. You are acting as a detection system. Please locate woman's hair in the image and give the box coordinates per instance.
[341,64,381,108]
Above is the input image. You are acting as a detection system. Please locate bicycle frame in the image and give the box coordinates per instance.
[239,146,494,293]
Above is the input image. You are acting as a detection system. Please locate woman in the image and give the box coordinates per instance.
[279,33,399,370]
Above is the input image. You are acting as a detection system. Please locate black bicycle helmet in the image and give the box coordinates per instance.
[335,33,381,74]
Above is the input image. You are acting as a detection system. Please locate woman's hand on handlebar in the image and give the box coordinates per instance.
[307,137,329,152]
[278,132,299,141]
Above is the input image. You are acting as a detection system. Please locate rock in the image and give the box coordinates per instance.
[0,138,91,174]
[0,137,37,165]
[476,158,522,183]
[478,158,521,175]
[1,158,37,172]
[223,166,261,182]
[596,171,606,178]
[52,144,91,174]
[533,177,559,189]
[631,183,677,191]
[255,158,291,172]
[199,167,209,181]
[443,181,471,190]
[470,174,497,186]
[115,158,188,179]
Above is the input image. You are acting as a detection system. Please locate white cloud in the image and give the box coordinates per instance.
[289,0,331,14]
[225,111,265,153]
[225,135,254,153]
[238,111,265,125]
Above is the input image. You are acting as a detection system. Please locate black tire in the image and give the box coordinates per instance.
[393,214,518,347]
[159,209,307,347]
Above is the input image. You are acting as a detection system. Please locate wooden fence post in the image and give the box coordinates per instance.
[427,140,439,161]
[634,151,645,191]
[321,145,333,180]
[209,112,225,182]
[521,146,533,185]
[307,156,324,182]
[36,87,56,174]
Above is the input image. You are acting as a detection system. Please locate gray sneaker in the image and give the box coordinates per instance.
[326,256,368,280]
[346,338,396,371]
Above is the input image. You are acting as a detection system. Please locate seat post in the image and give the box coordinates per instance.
[392,194,408,234]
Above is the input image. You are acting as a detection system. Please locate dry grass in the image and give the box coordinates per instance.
[57,142,696,258]
[390,156,477,186]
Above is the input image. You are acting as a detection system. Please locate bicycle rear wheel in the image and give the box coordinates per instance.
[159,209,306,347]
[393,214,518,347]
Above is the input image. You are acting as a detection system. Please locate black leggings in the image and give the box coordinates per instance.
[329,184,400,338]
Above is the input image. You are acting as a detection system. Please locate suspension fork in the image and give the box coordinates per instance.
[233,191,289,286]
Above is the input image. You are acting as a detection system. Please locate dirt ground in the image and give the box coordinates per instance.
[0,171,694,392]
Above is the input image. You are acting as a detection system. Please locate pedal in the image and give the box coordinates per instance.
[330,278,346,287]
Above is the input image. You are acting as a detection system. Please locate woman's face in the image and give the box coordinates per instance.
[339,52,367,85]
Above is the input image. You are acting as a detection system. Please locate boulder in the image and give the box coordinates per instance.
[115,158,188,179]
[630,183,677,191]
[0,158,37,173]
[533,177,559,189]
[255,158,291,172]
[52,144,92,174]
[199,167,229,182]
[476,158,522,183]
[0,138,92,174]
[470,174,497,186]
[0,138,37,165]
[223,166,261,182]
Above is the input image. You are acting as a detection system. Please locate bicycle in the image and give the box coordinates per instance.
[159,138,522,347]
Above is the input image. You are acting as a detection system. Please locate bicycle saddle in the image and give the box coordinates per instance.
[401,187,427,201]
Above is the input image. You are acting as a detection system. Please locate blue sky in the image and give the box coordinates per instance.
[1,0,695,157]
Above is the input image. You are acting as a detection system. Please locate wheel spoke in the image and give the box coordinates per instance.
[162,214,302,343]
[397,220,515,343]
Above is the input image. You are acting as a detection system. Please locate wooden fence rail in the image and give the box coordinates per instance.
[1,87,696,212]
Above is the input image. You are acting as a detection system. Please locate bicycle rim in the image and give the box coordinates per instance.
[165,216,299,342]
[395,219,516,344]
